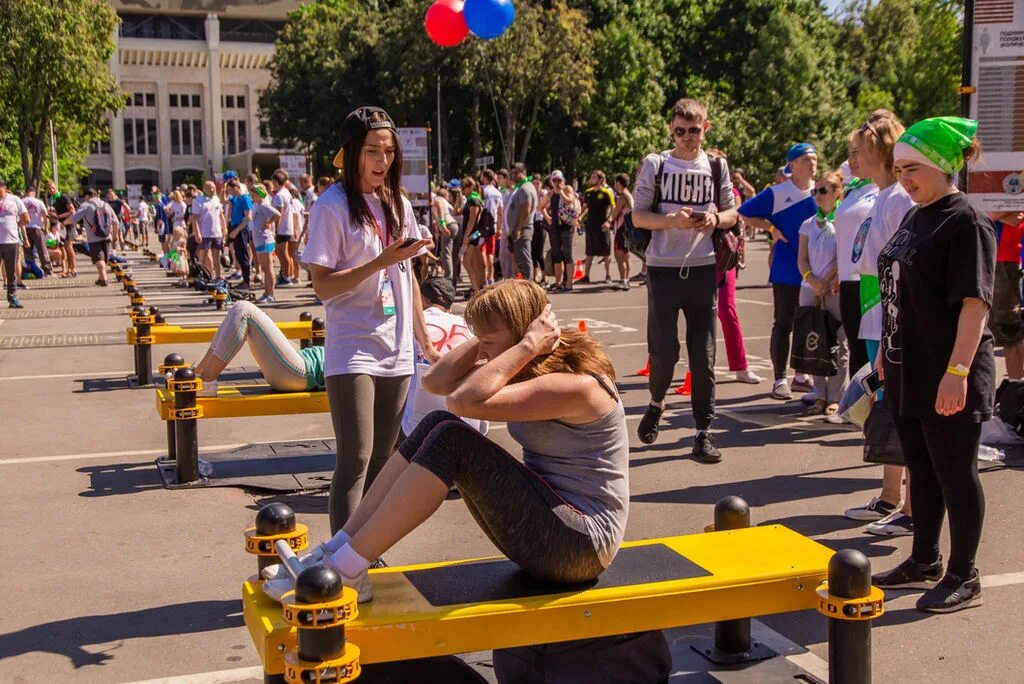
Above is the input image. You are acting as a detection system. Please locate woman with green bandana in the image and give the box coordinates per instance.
[846,113,917,538]
[871,117,994,614]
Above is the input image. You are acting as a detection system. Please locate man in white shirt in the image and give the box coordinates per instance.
[22,186,51,275]
[0,178,29,308]
[191,180,226,279]
[270,169,295,286]
[480,169,502,285]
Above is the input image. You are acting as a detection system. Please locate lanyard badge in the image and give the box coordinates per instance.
[370,210,398,317]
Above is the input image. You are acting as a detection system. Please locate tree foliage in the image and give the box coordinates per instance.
[0,0,124,190]
[260,0,966,186]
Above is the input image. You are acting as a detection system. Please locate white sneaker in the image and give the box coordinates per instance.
[771,379,792,400]
[255,294,275,305]
[261,565,374,603]
[792,374,814,392]
[801,390,822,405]
[865,511,914,537]
[196,380,218,397]
[261,543,329,581]
[735,369,763,384]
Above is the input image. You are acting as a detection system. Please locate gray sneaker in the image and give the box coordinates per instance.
[844,497,898,522]
[255,294,275,305]
[771,379,792,400]
[865,511,914,536]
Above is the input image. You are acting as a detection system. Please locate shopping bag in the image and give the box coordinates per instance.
[790,302,841,376]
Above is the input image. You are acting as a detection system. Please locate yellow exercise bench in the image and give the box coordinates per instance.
[241,501,884,684]
[156,367,329,486]
[126,306,323,387]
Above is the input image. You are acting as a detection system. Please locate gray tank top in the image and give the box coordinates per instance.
[505,375,629,567]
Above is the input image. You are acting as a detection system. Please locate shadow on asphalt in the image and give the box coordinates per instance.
[0,599,242,669]
[77,461,163,497]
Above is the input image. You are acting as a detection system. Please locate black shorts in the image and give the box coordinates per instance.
[585,224,612,257]
[548,226,574,265]
[88,240,111,264]
[991,261,1024,346]
[275,234,293,245]
[613,226,627,253]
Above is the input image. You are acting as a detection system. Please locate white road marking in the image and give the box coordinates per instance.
[120,666,264,684]
[0,370,132,381]
[735,297,773,306]
[611,335,770,349]
[0,442,252,466]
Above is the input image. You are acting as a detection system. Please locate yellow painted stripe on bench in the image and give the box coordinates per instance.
[156,385,329,419]
[127,321,312,346]
[244,526,832,672]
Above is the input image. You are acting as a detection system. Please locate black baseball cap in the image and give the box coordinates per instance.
[420,277,456,309]
[332,106,396,168]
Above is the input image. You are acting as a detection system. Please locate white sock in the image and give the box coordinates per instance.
[650,400,665,410]
[328,543,371,578]
[323,529,351,553]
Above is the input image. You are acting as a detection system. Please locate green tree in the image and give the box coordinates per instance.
[0,0,124,190]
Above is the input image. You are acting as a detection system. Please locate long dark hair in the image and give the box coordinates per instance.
[339,110,406,239]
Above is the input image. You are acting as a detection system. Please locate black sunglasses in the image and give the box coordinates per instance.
[815,186,833,195]
[672,126,703,137]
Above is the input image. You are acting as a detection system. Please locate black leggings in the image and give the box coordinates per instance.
[531,220,547,270]
[770,283,801,381]
[893,414,985,578]
[839,280,868,375]
[399,410,605,583]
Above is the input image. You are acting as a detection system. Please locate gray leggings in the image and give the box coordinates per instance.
[208,301,309,392]
[399,410,605,583]
[326,373,410,533]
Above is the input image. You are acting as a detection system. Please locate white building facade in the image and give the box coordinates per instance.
[86,1,304,191]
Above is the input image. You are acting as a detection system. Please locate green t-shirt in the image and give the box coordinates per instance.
[299,346,326,391]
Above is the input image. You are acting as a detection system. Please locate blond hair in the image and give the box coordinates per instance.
[852,115,905,174]
[169,190,183,203]
[465,280,617,383]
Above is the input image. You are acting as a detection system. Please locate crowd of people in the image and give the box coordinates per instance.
[3,94,1020,619]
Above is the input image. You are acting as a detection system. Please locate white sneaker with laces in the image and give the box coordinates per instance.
[771,379,792,400]
[261,543,330,581]
[260,565,374,603]
[196,380,218,397]
[735,369,763,384]
[866,511,914,537]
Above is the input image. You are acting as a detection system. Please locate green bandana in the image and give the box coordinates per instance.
[468,191,481,201]
[846,177,872,191]
[895,117,978,175]
[816,200,840,224]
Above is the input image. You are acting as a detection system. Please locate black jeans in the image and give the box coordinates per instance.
[893,414,985,578]
[0,243,18,297]
[770,283,801,381]
[839,280,868,376]
[646,265,717,430]
[230,227,251,284]
[399,410,605,583]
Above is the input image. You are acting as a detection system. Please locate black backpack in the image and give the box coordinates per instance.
[995,378,1024,435]
[92,200,114,239]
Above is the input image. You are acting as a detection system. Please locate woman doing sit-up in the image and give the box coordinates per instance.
[263,280,630,602]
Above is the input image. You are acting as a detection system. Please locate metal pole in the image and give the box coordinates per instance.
[173,368,200,484]
[828,550,873,684]
[713,496,751,656]
[959,0,975,192]
[437,74,443,184]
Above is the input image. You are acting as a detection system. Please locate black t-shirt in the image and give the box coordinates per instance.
[49,194,74,225]
[583,185,614,232]
[107,199,125,223]
[878,192,997,421]
[462,196,484,230]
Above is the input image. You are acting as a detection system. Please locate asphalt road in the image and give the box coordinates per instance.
[1,239,1021,683]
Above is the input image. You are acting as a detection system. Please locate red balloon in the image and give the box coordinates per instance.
[425,0,469,47]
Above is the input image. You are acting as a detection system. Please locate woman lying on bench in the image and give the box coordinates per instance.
[263,280,629,602]
[192,300,324,394]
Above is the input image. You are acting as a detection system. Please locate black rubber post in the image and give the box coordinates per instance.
[312,317,325,347]
[294,565,346,662]
[173,367,199,484]
[135,318,152,386]
[256,503,295,574]
[714,495,752,657]
[828,549,873,684]
[163,353,183,459]
[148,305,160,317]
[299,311,312,350]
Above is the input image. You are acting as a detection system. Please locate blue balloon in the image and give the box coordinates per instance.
[463,0,515,40]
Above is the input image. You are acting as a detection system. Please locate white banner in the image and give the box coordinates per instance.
[968,0,1024,212]
[278,154,307,178]
[397,127,431,207]
[127,184,142,210]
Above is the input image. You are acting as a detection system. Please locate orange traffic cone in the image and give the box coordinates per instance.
[573,260,585,281]
[674,371,692,396]
[578,319,588,333]
[636,357,651,376]
[516,272,523,280]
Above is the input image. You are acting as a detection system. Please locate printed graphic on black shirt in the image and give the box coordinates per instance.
[878,227,918,366]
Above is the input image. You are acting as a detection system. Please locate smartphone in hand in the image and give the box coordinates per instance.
[689,211,707,222]
[861,370,883,396]
[400,237,418,248]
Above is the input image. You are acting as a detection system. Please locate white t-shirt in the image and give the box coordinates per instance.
[168,200,187,229]
[137,200,151,225]
[402,306,487,436]
[272,188,293,236]
[303,187,318,211]
[482,184,502,230]
[23,196,47,228]
[0,194,27,244]
[833,182,878,282]
[798,216,838,288]
[192,195,223,239]
[850,183,915,340]
[302,185,417,377]
[291,196,305,238]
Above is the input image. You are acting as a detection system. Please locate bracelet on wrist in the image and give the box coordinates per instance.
[713,213,721,227]
[802,270,812,280]
[946,364,969,377]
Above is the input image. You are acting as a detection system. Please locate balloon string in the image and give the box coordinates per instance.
[479,43,508,167]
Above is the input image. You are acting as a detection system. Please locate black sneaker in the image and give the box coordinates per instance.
[872,556,944,589]
[917,570,982,613]
[637,404,664,444]
[693,431,722,463]
[369,557,389,569]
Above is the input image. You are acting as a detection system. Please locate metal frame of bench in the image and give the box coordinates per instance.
[242,500,883,684]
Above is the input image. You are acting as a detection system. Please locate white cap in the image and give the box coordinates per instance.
[550,170,565,181]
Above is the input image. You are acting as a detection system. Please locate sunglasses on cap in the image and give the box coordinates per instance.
[672,126,703,137]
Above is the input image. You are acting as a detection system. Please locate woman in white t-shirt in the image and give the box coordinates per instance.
[166,191,187,232]
[797,171,847,421]
[844,112,916,536]
[302,106,436,534]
